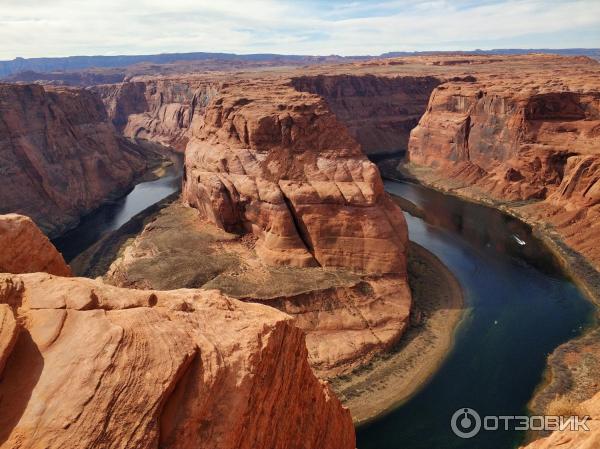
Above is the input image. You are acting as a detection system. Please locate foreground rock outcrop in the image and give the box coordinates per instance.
[0,214,71,276]
[0,273,355,449]
[0,83,152,236]
[406,60,600,271]
[183,79,410,274]
[0,214,355,449]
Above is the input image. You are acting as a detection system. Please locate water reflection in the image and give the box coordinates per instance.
[53,153,183,262]
[356,180,594,449]
[385,181,564,277]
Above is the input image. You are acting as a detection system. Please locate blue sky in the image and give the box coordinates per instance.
[1,0,599,59]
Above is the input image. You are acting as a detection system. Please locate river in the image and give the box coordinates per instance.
[50,160,595,449]
[356,180,595,449]
[52,153,184,262]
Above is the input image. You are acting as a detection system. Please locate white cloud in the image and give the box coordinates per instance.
[0,0,598,59]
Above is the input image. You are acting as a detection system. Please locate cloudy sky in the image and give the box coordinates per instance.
[1,0,599,60]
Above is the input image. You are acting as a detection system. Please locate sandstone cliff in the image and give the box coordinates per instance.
[183,79,409,274]
[0,273,355,449]
[0,214,355,448]
[0,214,71,276]
[406,67,600,271]
[93,200,411,378]
[0,83,150,236]
[94,77,219,151]
[292,74,441,156]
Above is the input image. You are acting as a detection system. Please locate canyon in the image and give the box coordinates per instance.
[405,59,600,280]
[0,53,599,448]
[0,83,158,236]
[0,214,355,449]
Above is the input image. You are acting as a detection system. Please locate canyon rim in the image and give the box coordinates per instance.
[1,2,600,448]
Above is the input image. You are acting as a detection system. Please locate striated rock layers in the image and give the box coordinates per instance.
[521,391,600,449]
[183,79,410,275]
[94,77,219,151]
[0,215,355,449]
[407,71,600,270]
[0,273,355,449]
[0,83,150,236]
[0,214,71,276]
[292,74,441,155]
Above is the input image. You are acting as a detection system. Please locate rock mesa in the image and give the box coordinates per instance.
[183,80,409,274]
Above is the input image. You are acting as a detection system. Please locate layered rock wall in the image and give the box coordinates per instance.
[94,77,219,151]
[407,77,600,270]
[183,80,409,274]
[0,83,150,236]
[292,74,441,155]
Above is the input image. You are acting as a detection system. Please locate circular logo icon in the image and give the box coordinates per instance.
[451,408,482,439]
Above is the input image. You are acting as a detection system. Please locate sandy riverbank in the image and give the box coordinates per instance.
[390,162,600,306]
[381,160,600,442]
[330,241,465,425]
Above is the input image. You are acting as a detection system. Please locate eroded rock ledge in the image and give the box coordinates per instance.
[520,391,600,449]
[183,79,409,275]
[0,214,355,449]
[0,214,71,276]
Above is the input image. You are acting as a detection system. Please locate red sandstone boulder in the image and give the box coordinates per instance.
[0,214,71,276]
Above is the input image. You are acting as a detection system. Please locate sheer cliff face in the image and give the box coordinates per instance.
[0,83,149,236]
[407,76,600,269]
[183,80,409,274]
[0,216,355,449]
[0,274,355,449]
[409,83,600,201]
[95,78,219,151]
[292,74,441,155]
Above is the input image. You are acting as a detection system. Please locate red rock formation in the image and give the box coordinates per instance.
[247,275,411,377]
[0,83,150,236]
[0,214,71,276]
[292,74,441,155]
[97,200,411,378]
[407,70,600,270]
[0,273,355,449]
[0,209,354,448]
[183,80,409,274]
[94,77,219,151]
[520,392,600,449]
